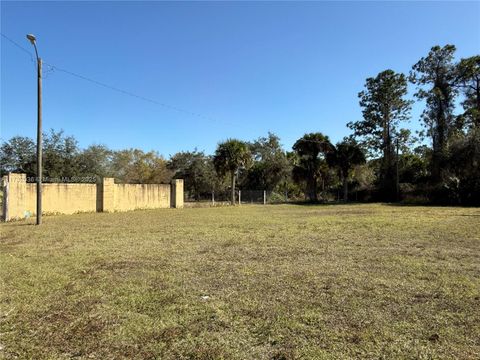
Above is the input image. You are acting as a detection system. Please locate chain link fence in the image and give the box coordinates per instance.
[184,189,291,207]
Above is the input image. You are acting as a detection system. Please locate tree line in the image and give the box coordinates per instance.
[1,45,479,205]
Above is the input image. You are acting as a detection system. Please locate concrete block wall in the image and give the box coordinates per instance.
[112,183,171,212]
[171,179,184,208]
[2,173,27,220]
[98,177,115,212]
[26,183,98,215]
[1,173,184,221]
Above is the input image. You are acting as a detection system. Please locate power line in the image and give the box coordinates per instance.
[44,63,223,122]
[1,33,33,56]
[1,32,231,126]
[1,33,37,71]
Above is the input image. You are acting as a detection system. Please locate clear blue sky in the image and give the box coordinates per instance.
[1,1,479,157]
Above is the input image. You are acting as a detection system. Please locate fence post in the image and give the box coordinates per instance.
[3,173,27,221]
[2,175,8,221]
[238,190,241,205]
[263,190,266,205]
[171,179,184,208]
[98,177,115,212]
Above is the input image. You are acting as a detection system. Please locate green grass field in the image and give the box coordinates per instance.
[1,204,479,359]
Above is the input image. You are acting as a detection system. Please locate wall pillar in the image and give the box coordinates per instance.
[171,179,184,208]
[3,173,27,221]
[97,177,115,212]
[1,175,8,221]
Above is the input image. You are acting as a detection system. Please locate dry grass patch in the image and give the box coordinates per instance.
[0,204,479,359]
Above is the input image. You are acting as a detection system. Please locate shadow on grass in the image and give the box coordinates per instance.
[0,220,37,226]
[270,201,368,206]
[384,202,480,209]
[270,201,480,210]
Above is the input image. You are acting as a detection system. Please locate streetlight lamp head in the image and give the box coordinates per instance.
[26,34,36,44]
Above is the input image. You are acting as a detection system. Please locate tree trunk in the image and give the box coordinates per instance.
[382,113,395,198]
[307,177,317,202]
[230,170,236,205]
[342,172,348,202]
[194,183,199,201]
[475,79,480,127]
[432,94,447,184]
[382,113,392,171]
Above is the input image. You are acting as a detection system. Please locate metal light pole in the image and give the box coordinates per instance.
[396,138,400,202]
[27,34,42,225]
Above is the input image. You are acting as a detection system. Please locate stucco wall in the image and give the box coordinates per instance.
[2,174,184,221]
[25,183,98,215]
[2,173,27,220]
[171,179,184,209]
[113,183,171,211]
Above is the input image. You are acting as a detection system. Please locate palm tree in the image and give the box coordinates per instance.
[292,133,334,201]
[213,139,251,205]
[327,139,366,202]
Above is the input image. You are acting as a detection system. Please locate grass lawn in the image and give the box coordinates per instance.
[0,204,479,359]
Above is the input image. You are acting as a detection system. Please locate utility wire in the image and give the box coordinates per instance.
[1,33,33,57]
[1,33,340,148]
[1,33,231,126]
[1,34,340,148]
[44,63,222,122]
[1,33,37,70]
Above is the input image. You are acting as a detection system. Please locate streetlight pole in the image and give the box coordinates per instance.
[27,34,42,225]
[396,138,400,202]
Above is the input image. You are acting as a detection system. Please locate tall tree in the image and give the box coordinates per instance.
[456,55,480,129]
[168,150,217,200]
[447,128,480,205]
[110,149,172,184]
[292,133,334,201]
[42,129,81,180]
[327,139,366,202]
[0,136,36,177]
[348,69,412,199]
[213,139,251,205]
[76,144,113,180]
[410,45,458,182]
[243,132,290,191]
[1,131,84,181]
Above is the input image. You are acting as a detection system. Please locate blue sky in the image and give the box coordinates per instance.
[1,1,479,157]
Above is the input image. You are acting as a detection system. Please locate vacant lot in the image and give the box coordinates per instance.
[0,204,479,359]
